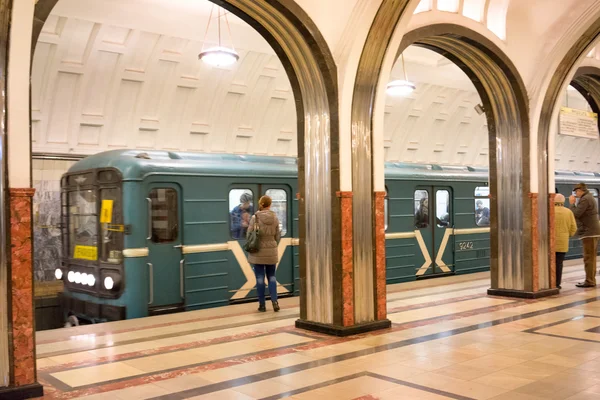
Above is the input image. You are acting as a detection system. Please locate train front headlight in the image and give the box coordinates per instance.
[104,276,114,290]
[67,271,75,283]
[102,273,122,292]
[55,268,63,280]
[87,274,96,287]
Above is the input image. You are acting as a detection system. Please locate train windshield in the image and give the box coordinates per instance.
[63,170,123,263]
[68,190,98,261]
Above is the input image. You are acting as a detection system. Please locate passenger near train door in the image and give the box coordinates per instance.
[146,184,183,312]
[262,186,293,295]
[414,187,454,277]
[228,184,293,297]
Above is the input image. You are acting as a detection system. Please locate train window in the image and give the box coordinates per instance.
[436,190,451,228]
[149,189,178,243]
[68,190,98,260]
[590,189,599,217]
[474,186,490,227]
[61,191,68,259]
[384,188,389,232]
[414,190,429,229]
[265,189,288,236]
[229,189,254,239]
[100,188,123,263]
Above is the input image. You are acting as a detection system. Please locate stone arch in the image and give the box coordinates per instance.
[537,19,600,293]
[570,66,600,127]
[32,0,340,324]
[352,9,537,298]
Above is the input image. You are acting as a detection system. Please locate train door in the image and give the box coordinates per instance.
[414,186,454,277]
[261,185,294,296]
[147,183,184,312]
[228,184,260,299]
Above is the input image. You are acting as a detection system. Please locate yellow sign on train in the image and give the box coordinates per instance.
[100,200,114,223]
[73,245,98,261]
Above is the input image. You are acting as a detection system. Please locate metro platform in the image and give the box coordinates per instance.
[34,261,600,400]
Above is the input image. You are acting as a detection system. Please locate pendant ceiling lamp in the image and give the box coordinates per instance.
[387,53,416,96]
[198,5,239,67]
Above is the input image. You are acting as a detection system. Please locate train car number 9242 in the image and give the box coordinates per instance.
[458,241,474,251]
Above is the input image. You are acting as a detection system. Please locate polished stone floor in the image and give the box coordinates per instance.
[35,260,600,400]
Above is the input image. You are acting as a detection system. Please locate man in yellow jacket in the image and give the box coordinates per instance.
[555,194,577,289]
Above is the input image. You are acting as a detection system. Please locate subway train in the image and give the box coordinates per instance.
[55,150,600,324]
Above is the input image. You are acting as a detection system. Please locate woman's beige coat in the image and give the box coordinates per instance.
[247,210,281,265]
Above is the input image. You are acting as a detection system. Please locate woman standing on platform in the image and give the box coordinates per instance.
[555,193,577,289]
[247,195,281,312]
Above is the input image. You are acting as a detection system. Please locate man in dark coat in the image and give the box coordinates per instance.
[569,183,600,287]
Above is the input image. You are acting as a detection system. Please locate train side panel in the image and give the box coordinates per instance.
[137,174,298,310]
[385,180,420,283]
[452,181,491,275]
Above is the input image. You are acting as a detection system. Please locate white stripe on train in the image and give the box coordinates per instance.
[121,228,490,297]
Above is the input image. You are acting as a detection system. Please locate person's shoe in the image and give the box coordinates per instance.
[557,285,562,289]
[272,301,280,312]
[258,304,266,312]
[576,283,595,288]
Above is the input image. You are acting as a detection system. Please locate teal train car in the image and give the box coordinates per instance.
[56,150,599,323]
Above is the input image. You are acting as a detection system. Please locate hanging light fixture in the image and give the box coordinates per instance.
[387,53,416,96]
[198,5,239,67]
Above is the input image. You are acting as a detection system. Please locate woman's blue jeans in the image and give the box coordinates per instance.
[253,264,277,305]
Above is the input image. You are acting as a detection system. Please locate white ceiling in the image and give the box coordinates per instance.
[50,0,275,54]
[398,46,476,92]
[31,0,600,172]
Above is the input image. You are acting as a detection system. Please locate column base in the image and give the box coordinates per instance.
[295,319,391,337]
[487,288,559,299]
[0,383,44,399]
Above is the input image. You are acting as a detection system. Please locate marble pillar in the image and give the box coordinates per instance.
[0,189,44,399]
[295,191,391,336]
[373,191,387,321]
[531,193,540,293]
[548,194,557,289]
[488,192,558,299]
[339,192,354,327]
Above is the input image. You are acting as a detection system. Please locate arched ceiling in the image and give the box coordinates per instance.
[31,0,599,172]
[384,46,488,166]
[32,0,296,157]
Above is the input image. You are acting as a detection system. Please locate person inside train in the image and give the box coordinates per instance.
[247,195,281,312]
[569,182,600,288]
[554,193,577,289]
[437,206,450,227]
[475,200,490,227]
[415,198,429,228]
[230,192,253,239]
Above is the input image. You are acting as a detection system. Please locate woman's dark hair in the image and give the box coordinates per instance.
[259,195,272,210]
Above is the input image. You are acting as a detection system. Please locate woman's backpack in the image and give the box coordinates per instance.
[243,214,260,253]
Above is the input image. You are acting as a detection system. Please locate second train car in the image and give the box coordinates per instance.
[56,150,600,323]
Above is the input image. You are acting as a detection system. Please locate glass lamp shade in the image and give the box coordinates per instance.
[198,46,239,67]
[386,80,416,96]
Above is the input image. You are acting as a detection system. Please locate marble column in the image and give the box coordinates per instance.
[339,192,355,327]
[548,194,557,289]
[296,191,391,336]
[373,192,387,321]
[488,192,558,298]
[0,189,44,399]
